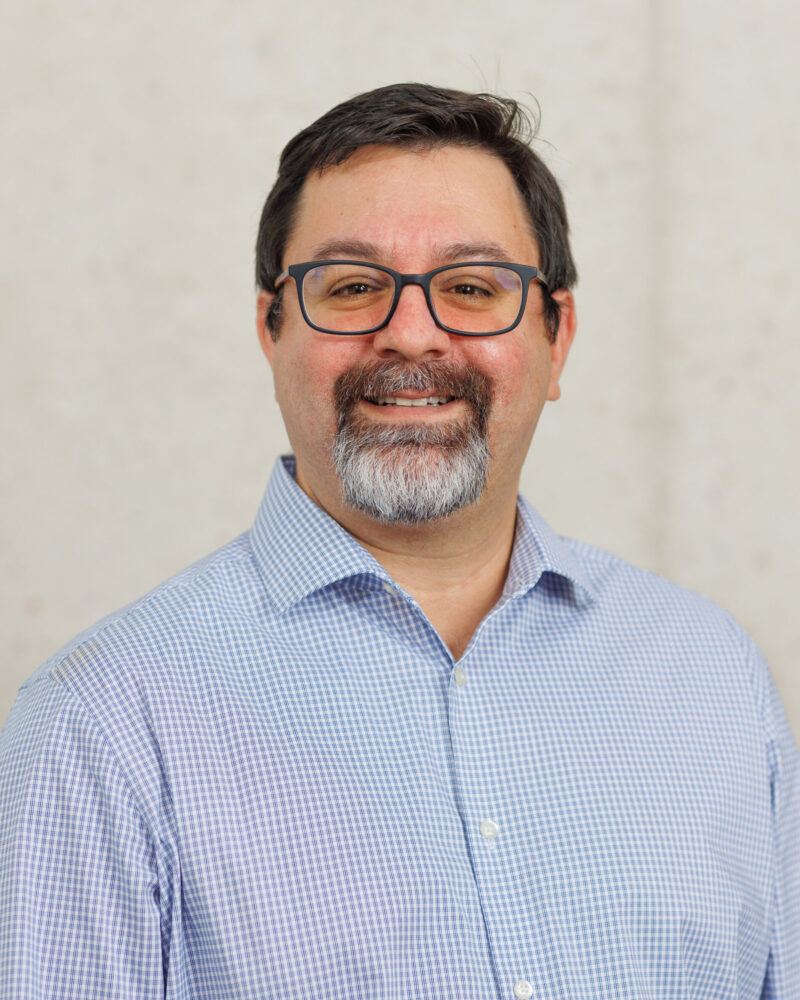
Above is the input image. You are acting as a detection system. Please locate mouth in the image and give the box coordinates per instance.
[334,360,492,435]
[364,395,457,408]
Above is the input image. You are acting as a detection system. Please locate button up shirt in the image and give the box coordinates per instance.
[1,456,798,998]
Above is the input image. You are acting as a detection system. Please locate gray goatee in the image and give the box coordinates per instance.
[331,360,493,524]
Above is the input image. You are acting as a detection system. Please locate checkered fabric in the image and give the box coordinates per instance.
[1,456,798,999]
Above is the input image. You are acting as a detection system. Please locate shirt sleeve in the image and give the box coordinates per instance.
[0,672,176,999]
[759,656,800,998]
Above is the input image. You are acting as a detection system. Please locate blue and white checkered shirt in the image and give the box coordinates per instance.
[1,456,798,999]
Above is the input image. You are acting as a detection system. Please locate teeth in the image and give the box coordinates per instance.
[374,396,453,407]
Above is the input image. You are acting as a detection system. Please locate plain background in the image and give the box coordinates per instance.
[2,0,798,740]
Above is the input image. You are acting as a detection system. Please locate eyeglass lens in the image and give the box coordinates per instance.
[301,263,524,334]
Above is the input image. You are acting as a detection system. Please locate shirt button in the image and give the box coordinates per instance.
[453,665,467,687]
[513,980,533,999]
[381,581,395,595]
[479,819,499,840]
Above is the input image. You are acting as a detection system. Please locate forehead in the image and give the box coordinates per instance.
[284,144,539,267]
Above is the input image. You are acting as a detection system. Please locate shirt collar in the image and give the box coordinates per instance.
[250,456,597,613]
[250,456,392,613]
[506,496,598,607]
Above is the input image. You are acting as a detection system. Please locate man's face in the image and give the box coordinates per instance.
[258,143,574,525]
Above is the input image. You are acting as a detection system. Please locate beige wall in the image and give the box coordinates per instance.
[2,0,798,739]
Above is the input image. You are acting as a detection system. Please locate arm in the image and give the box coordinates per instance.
[0,673,177,999]
[760,666,800,998]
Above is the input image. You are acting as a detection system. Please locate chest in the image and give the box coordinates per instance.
[152,618,773,998]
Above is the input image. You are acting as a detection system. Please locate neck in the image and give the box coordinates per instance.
[296,461,519,660]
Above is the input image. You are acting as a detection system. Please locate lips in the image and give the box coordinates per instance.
[367,395,456,407]
[335,360,492,433]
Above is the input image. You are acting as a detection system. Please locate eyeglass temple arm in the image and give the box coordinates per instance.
[533,268,549,288]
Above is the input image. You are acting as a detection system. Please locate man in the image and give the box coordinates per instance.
[1,83,797,999]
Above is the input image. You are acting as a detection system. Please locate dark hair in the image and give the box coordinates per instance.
[256,83,577,341]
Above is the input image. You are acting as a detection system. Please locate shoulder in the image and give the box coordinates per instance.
[564,533,748,636]
[46,531,260,674]
[2,534,266,809]
[519,496,756,655]
[556,532,773,718]
[562,535,799,818]
[57,530,260,655]
[559,530,760,656]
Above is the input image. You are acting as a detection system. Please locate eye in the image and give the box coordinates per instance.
[449,281,493,298]
[440,276,497,300]
[307,265,393,301]
[330,279,378,297]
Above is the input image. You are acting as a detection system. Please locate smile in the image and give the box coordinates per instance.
[367,396,456,407]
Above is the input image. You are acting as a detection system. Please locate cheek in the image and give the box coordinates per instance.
[470,339,545,401]
[474,342,553,439]
[273,340,365,422]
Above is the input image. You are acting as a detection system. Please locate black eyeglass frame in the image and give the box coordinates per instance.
[273,260,550,337]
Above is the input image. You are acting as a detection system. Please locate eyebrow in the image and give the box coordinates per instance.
[308,239,517,266]
[435,242,515,264]
[310,239,382,261]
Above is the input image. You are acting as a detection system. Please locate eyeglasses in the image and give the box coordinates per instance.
[274,260,549,337]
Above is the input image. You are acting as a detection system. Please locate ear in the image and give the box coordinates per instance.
[256,290,276,366]
[546,289,577,401]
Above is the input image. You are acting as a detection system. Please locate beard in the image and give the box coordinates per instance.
[331,360,493,524]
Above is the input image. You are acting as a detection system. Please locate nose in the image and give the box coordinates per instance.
[370,283,453,361]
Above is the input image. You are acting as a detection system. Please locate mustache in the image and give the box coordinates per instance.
[333,360,493,421]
